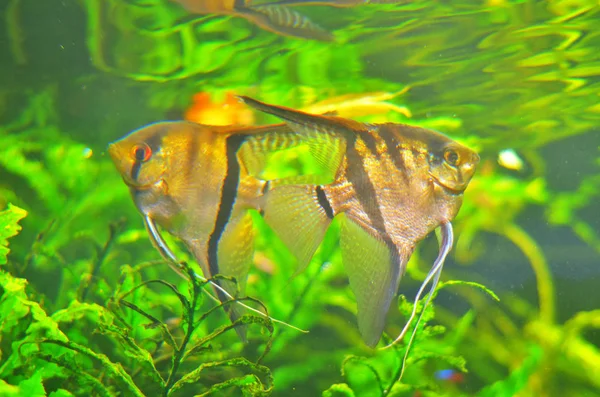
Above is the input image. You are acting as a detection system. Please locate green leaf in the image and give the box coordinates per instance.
[341,356,383,396]
[169,358,272,396]
[0,372,48,397]
[40,339,145,397]
[48,390,75,397]
[440,280,500,302]
[322,383,356,397]
[17,371,46,397]
[0,204,27,265]
[0,380,21,396]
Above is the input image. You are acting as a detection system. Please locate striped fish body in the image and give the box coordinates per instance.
[108,120,341,339]
[170,0,333,41]
[239,96,479,347]
[108,122,285,338]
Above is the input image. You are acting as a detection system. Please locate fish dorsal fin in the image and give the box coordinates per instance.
[238,96,352,178]
[339,214,409,347]
[262,184,333,276]
[233,106,346,184]
[238,96,367,136]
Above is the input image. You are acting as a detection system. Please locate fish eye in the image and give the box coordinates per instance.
[443,148,460,166]
[131,143,152,162]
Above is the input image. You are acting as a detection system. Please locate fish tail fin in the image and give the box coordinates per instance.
[238,4,334,41]
[262,183,333,276]
[214,211,257,341]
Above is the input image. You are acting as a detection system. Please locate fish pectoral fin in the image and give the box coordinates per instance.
[216,211,256,341]
[263,184,332,276]
[339,214,405,347]
[239,4,334,41]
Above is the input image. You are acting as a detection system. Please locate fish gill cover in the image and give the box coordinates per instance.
[0,0,599,396]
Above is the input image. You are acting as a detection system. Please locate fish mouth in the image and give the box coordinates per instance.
[429,172,466,196]
[123,178,162,191]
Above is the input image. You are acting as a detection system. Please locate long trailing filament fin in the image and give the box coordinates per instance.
[143,215,308,334]
[380,222,454,378]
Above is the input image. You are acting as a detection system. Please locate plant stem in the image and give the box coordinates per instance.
[80,220,124,302]
[500,223,555,325]
[163,279,200,396]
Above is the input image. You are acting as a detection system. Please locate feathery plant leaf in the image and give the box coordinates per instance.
[0,204,27,265]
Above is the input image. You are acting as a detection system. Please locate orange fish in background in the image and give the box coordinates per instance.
[184,92,256,126]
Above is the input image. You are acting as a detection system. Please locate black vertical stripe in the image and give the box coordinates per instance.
[379,128,409,182]
[145,133,164,155]
[131,129,164,182]
[360,129,380,156]
[207,135,248,281]
[183,126,200,185]
[261,180,270,195]
[130,160,142,182]
[346,137,388,236]
[316,186,334,219]
[234,0,245,11]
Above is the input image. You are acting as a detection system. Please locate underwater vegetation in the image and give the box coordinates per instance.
[1,0,600,396]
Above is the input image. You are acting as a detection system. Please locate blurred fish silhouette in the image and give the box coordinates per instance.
[170,0,334,41]
[238,96,480,348]
[299,87,412,119]
[184,91,255,126]
[108,120,339,338]
[435,369,465,383]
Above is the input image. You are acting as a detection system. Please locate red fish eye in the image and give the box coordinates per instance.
[131,143,152,162]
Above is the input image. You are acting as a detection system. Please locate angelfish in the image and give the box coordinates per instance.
[108,121,339,338]
[238,96,480,348]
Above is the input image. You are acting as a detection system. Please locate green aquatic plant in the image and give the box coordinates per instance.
[0,206,274,396]
[0,204,27,264]
[2,0,600,395]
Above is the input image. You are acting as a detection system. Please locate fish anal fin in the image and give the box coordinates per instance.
[339,214,406,347]
[263,185,332,276]
[216,211,256,340]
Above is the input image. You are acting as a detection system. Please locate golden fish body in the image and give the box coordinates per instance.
[325,122,477,248]
[108,122,260,250]
[240,97,479,346]
[108,121,310,338]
